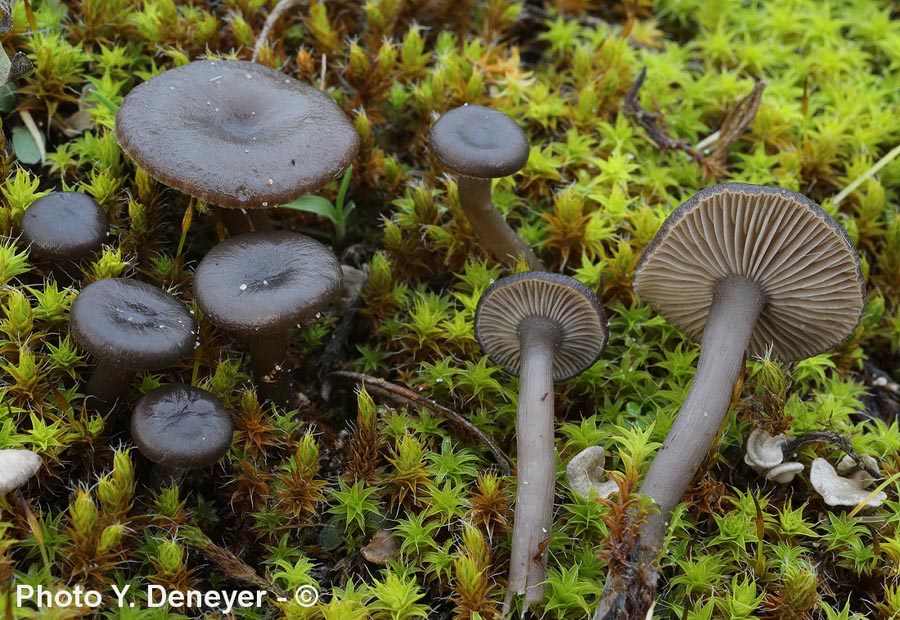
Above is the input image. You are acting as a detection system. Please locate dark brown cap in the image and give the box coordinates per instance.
[634,183,865,361]
[115,59,359,209]
[131,384,233,469]
[193,231,342,336]
[20,192,108,260]
[70,278,197,370]
[475,272,608,380]
[429,105,529,178]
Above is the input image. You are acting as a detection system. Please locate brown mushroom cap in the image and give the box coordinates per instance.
[633,183,865,361]
[193,231,342,336]
[475,272,608,381]
[429,105,529,178]
[115,59,359,210]
[131,384,233,469]
[70,278,197,371]
[20,192,108,260]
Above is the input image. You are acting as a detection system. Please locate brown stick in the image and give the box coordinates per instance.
[710,80,766,165]
[623,67,710,167]
[252,0,305,62]
[328,370,512,475]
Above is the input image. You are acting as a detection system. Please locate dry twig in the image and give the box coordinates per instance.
[623,67,709,167]
[328,370,512,475]
[252,0,305,62]
[709,80,766,166]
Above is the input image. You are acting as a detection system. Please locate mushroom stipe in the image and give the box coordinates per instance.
[476,272,608,613]
[593,183,865,620]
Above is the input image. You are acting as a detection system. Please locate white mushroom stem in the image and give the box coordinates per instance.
[456,175,545,271]
[505,316,559,614]
[595,275,764,619]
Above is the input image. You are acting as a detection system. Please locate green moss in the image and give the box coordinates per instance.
[2,0,900,618]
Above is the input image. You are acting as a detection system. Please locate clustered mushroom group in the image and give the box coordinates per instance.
[10,53,881,620]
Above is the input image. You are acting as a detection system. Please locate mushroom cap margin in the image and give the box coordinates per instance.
[474,272,608,381]
[633,183,865,361]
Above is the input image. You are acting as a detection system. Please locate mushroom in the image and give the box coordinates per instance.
[566,446,619,499]
[115,59,359,234]
[429,105,544,270]
[131,383,233,480]
[765,461,804,484]
[810,458,886,508]
[594,183,865,618]
[70,278,198,403]
[475,272,608,611]
[744,427,790,474]
[0,449,42,495]
[193,231,342,406]
[19,191,108,282]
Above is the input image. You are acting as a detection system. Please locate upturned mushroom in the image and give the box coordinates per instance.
[193,231,342,406]
[810,457,886,508]
[131,383,233,480]
[19,191,108,282]
[475,272,608,611]
[70,278,198,403]
[430,105,544,270]
[566,446,618,500]
[115,59,359,234]
[594,183,865,619]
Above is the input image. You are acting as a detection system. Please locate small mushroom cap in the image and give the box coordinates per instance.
[765,461,804,484]
[566,446,618,499]
[115,59,359,210]
[634,183,865,361]
[810,457,886,508]
[475,272,608,381]
[20,192,108,260]
[0,449,42,494]
[744,428,789,472]
[70,278,197,371]
[429,105,529,178]
[131,384,233,469]
[193,231,342,336]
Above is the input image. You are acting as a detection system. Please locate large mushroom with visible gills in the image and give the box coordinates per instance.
[115,59,359,234]
[70,278,198,403]
[430,105,544,270]
[594,183,865,619]
[475,272,608,612]
[193,231,342,407]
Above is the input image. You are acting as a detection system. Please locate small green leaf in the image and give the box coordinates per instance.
[11,125,41,164]
[0,84,14,112]
[277,195,336,222]
[90,88,120,115]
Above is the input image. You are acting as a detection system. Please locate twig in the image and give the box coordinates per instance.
[710,80,765,166]
[622,67,709,166]
[833,142,900,206]
[328,370,512,475]
[780,431,879,478]
[252,0,304,63]
[181,527,286,598]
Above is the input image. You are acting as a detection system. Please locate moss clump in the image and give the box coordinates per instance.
[2,0,900,618]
